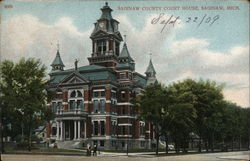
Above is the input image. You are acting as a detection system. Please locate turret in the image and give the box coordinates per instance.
[51,47,65,71]
[145,58,157,85]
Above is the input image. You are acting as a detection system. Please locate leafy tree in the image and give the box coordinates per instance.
[133,84,165,155]
[0,58,53,151]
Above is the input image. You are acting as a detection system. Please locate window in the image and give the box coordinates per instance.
[97,40,107,53]
[122,142,125,147]
[101,91,105,97]
[94,121,98,135]
[121,91,126,99]
[122,126,126,135]
[52,127,57,136]
[70,91,76,97]
[70,90,83,98]
[77,90,83,97]
[122,107,126,115]
[69,100,75,109]
[94,100,99,113]
[100,140,105,147]
[100,99,105,113]
[119,73,126,79]
[77,100,84,111]
[57,102,62,110]
[93,91,99,97]
[52,102,57,113]
[128,73,132,80]
[115,42,119,56]
[140,123,145,136]
[100,121,105,135]
[111,92,116,98]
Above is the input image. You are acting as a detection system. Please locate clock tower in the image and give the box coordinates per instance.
[88,2,123,67]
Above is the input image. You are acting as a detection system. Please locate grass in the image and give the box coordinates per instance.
[5,147,82,153]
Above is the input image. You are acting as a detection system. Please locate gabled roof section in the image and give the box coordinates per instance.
[60,72,88,84]
[145,59,156,75]
[51,50,65,67]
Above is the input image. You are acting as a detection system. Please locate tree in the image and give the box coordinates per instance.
[133,84,165,155]
[0,58,53,151]
[166,81,197,153]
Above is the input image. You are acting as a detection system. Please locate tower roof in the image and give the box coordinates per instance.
[119,43,133,60]
[145,59,156,75]
[100,2,113,20]
[51,50,65,67]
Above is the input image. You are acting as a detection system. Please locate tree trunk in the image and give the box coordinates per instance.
[198,137,202,152]
[165,133,168,154]
[211,132,214,152]
[231,137,234,151]
[239,135,241,150]
[156,129,159,155]
[205,139,208,152]
[28,125,31,151]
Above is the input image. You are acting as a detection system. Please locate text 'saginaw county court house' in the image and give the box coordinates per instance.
[47,2,158,150]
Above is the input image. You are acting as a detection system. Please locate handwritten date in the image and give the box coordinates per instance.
[151,13,220,33]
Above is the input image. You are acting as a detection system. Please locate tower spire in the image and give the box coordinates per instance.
[51,42,65,71]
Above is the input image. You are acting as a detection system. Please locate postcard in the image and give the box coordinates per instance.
[0,0,249,161]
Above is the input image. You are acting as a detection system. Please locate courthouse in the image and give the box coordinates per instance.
[47,2,157,149]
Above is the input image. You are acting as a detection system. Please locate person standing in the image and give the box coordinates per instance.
[93,144,97,156]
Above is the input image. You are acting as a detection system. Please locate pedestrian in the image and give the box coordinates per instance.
[93,144,97,156]
[88,145,92,156]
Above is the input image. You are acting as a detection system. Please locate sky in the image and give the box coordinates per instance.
[0,0,249,107]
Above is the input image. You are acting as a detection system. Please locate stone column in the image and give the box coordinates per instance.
[56,121,59,140]
[78,121,80,139]
[60,121,63,140]
[84,121,87,138]
[106,40,109,54]
[74,120,77,140]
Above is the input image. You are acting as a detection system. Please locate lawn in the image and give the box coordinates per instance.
[5,147,83,153]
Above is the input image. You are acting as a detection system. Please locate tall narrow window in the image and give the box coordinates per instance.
[100,99,105,113]
[101,91,105,97]
[94,121,98,135]
[52,102,57,113]
[58,102,62,110]
[97,40,107,54]
[69,100,75,109]
[115,42,119,56]
[100,121,105,135]
[94,100,99,113]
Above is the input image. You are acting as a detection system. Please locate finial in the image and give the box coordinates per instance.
[124,34,127,44]
[149,52,152,60]
[105,2,108,6]
[57,40,59,51]
[124,30,127,44]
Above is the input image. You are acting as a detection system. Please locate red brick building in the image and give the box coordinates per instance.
[47,2,157,150]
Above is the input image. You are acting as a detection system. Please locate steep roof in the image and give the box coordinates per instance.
[119,43,133,60]
[49,64,116,84]
[145,59,156,75]
[51,50,65,67]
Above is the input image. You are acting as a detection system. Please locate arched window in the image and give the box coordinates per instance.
[70,91,76,97]
[70,90,83,98]
[77,90,83,97]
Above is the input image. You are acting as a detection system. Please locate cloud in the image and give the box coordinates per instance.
[0,14,91,70]
[0,14,249,107]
